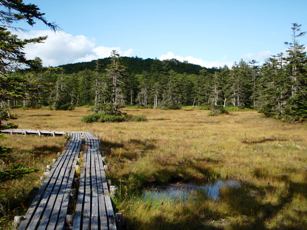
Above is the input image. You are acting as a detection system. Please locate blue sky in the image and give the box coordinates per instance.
[21,0,307,67]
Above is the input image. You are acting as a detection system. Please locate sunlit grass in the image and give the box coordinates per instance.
[3,107,307,229]
[0,134,65,229]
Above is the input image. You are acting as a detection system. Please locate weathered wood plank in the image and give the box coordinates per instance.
[27,137,77,229]
[53,136,81,229]
[90,139,99,230]
[82,137,91,229]
[38,135,81,229]
[19,138,75,229]
[94,140,108,230]
[72,146,86,229]
[16,131,116,229]
[0,129,66,136]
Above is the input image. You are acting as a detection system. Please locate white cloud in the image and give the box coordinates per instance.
[243,50,272,62]
[160,50,275,68]
[15,30,274,68]
[159,51,233,68]
[16,30,134,66]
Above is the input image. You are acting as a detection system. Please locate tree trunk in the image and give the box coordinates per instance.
[192,98,196,107]
[252,74,256,108]
[144,88,148,106]
[213,84,218,106]
[153,93,158,109]
[94,78,99,110]
[130,89,133,105]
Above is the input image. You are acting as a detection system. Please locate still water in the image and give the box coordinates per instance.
[143,180,240,201]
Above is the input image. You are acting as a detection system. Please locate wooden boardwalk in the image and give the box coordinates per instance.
[0,129,117,230]
[73,133,116,230]
[0,129,66,136]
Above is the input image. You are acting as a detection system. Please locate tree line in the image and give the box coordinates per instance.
[1,23,307,123]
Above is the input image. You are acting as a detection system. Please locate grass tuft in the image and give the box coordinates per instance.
[0,164,38,182]
[242,136,288,144]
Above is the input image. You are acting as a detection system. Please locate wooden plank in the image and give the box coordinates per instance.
[17,131,116,229]
[0,129,66,136]
[48,135,81,229]
[27,138,76,229]
[25,130,39,135]
[82,138,92,229]
[105,194,117,230]
[38,135,80,229]
[54,137,81,229]
[97,138,117,230]
[18,141,73,229]
[18,138,75,229]
[72,142,86,229]
[0,130,11,134]
[90,139,99,230]
[94,140,108,230]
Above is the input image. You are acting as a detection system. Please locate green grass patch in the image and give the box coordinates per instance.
[225,106,253,112]
[0,122,18,130]
[0,164,38,182]
[82,113,147,123]
[82,113,127,123]
[182,105,210,111]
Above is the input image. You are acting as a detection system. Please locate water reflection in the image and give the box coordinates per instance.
[143,180,240,201]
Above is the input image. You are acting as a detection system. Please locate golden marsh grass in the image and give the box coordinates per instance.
[1,107,306,229]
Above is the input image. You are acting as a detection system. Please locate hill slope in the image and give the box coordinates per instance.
[59,56,218,74]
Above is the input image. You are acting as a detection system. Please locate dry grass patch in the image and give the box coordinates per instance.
[0,134,65,229]
[6,107,307,229]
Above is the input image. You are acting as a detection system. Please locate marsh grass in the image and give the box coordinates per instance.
[3,107,307,229]
[0,135,65,229]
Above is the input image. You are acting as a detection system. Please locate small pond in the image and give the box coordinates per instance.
[143,180,240,201]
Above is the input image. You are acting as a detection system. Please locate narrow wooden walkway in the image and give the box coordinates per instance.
[1,129,117,229]
[73,133,116,230]
[0,129,65,136]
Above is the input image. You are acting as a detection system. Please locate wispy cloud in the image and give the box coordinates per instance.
[16,30,134,66]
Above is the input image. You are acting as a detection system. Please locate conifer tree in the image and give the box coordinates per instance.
[284,23,307,120]
[0,0,55,126]
[105,50,127,114]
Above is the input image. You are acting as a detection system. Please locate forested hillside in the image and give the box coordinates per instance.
[59,56,213,75]
[1,24,306,122]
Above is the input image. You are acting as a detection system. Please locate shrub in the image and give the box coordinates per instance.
[209,106,229,116]
[127,115,147,122]
[82,113,127,123]
[0,146,11,155]
[0,164,38,182]
[198,105,210,110]
[51,103,75,110]
[82,112,148,123]
[160,104,182,110]
[225,106,252,112]
[0,122,18,130]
